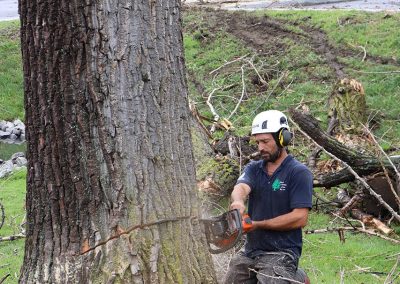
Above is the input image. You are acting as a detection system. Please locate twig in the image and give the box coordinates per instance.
[80,216,193,255]
[206,87,222,133]
[248,268,304,284]
[209,53,249,75]
[340,267,345,284]
[246,55,268,86]
[363,125,400,206]
[384,256,400,284]
[0,274,10,284]
[305,226,400,244]
[0,233,25,242]
[228,66,246,120]
[353,70,400,74]
[290,118,400,223]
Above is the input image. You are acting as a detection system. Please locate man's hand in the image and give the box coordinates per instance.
[230,200,246,215]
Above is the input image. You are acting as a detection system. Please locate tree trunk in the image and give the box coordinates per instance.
[19,1,216,283]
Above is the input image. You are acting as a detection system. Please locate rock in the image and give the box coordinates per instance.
[0,159,3,165]
[11,152,25,161]
[12,128,22,136]
[15,156,27,167]
[0,131,11,138]
[5,121,14,130]
[0,121,6,131]
[0,160,14,179]
[10,134,18,140]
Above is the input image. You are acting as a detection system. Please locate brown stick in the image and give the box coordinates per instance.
[0,233,25,242]
[305,227,400,244]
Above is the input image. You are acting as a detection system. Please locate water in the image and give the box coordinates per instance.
[0,0,19,21]
[0,141,26,161]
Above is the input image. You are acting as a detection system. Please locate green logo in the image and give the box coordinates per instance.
[272,179,281,191]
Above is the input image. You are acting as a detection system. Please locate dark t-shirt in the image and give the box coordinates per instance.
[236,155,313,259]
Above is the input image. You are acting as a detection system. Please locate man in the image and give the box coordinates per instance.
[224,110,313,284]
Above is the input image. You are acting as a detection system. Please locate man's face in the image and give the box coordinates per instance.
[253,133,281,163]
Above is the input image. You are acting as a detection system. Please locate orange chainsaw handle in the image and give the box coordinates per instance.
[242,214,253,233]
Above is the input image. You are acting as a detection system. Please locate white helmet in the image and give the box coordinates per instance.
[251,110,290,135]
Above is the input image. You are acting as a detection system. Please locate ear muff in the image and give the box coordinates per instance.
[278,128,292,147]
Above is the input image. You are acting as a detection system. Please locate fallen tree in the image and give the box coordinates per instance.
[289,108,400,188]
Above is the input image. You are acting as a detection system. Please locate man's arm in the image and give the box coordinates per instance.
[229,183,251,215]
[251,208,309,231]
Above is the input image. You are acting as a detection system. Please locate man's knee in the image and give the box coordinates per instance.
[224,253,256,284]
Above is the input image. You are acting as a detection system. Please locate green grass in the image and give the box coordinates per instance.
[303,211,400,283]
[0,20,24,121]
[0,170,26,284]
[264,10,400,59]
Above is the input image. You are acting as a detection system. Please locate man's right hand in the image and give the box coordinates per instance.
[230,201,246,215]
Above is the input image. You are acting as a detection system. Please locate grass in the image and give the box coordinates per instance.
[0,170,26,284]
[0,20,24,121]
[302,211,400,283]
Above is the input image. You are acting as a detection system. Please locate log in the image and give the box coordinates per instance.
[336,189,393,235]
[289,109,400,187]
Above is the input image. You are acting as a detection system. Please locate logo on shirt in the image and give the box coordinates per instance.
[272,178,287,191]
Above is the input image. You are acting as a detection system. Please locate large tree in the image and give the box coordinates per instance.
[19,0,216,283]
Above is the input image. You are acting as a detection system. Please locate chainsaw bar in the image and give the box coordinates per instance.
[200,209,243,254]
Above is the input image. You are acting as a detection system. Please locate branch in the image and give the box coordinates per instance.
[206,87,222,133]
[227,66,246,120]
[0,233,25,242]
[209,53,249,75]
[289,110,400,223]
[305,227,400,244]
[248,268,304,284]
[80,216,193,255]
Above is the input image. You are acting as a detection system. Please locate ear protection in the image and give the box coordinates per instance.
[277,128,292,147]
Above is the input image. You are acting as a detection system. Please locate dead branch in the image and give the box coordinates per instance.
[189,100,214,139]
[228,66,246,120]
[289,109,400,223]
[0,233,25,242]
[0,274,10,284]
[305,227,400,244]
[384,256,400,284]
[289,109,400,187]
[248,268,304,284]
[246,55,268,86]
[363,125,400,206]
[206,87,222,133]
[209,53,249,75]
[336,189,364,217]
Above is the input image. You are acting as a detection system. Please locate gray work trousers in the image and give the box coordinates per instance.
[223,251,307,284]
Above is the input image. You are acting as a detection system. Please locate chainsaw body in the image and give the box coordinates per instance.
[201,209,253,254]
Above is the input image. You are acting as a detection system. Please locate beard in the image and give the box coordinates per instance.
[261,147,282,163]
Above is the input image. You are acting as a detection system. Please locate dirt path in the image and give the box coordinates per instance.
[185,7,399,80]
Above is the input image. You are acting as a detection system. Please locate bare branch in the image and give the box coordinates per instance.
[209,53,249,75]
[227,66,246,120]
[0,233,25,242]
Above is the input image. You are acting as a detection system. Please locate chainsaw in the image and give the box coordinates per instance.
[200,209,253,254]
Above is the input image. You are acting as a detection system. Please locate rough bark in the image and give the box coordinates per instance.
[19,1,216,283]
[289,109,400,188]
